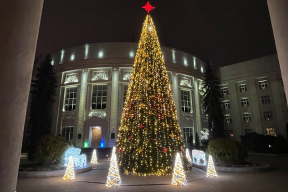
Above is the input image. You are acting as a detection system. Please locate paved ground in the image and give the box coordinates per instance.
[17,154,288,192]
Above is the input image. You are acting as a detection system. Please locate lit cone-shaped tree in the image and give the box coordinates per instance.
[171,153,187,186]
[206,155,218,177]
[116,14,188,176]
[91,149,98,164]
[186,149,192,165]
[63,156,75,180]
[106,147,121,187]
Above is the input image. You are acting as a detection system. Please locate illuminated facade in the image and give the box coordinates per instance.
[51,42,208,148]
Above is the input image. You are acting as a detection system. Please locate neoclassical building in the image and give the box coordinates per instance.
[50,42,208,148]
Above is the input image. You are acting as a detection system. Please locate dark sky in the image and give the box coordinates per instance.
[36,0,276,67]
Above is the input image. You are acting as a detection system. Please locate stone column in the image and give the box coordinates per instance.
[194,79,202,144]
[0,1,43,191]
[172,73,181,119]
[267,0,288,105]
[76,70,88,147]
[109,68,119,147]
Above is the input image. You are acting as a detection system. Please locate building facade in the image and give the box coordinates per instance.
[220,55,288,140]
[50,42,208,148]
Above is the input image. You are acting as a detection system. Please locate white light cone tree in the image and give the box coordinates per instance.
[206,155,218,177]
[91,149,98,164]
[106,147,121,187]
[171,153,187,186]
[63,156,75,180]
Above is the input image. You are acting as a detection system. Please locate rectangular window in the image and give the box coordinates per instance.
[239,84,247,92]
[243,113,251,122]
[64,87,77,111]
[259,80,268,89]
[266,128,277,136]
[241,98,249,107]
[261,96,271,104]
[183,127,193,143]
[263,111,273,121]
[222,100,230,109]
[62,126,74,141]
[221,87,229,96]
[91,85,107,109]
[245,129,253,133]
[123,84,128,107]
[224,114,232,124]
[181,90,192,113]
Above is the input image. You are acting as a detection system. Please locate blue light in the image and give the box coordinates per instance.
[100,141,105,148]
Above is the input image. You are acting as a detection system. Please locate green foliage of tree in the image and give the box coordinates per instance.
[33,135,72,165]
[203,61,225,139]
[29,55,58,159]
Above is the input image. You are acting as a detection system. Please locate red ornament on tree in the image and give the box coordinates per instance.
[139,124,144,129]
[142,2,155,13]
[128,136,132,140]
[162,147,167,153]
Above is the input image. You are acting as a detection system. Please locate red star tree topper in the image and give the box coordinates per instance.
[142,2,155,13]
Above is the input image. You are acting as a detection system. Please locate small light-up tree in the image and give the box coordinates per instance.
[186,149,192,165]
[106,147,121,187]
[63,156,75,180]
[91,149,98,164]
[206,155,218,177]
[171,153,187,186]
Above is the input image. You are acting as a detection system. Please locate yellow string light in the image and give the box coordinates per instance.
[91,149,98,164]
[63,156,75,180]
[206,155,218,177]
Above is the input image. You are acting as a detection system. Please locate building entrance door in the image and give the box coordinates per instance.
[91,127,101,147]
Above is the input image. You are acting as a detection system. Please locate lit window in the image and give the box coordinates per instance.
[259,80,268,89]
[241,98,249,107]
[123,84,128,107]
[181,90,192,113]
[222,100,230,109]
[98,51,104,58]
[183,127,193,143]
[64,87,77,111]
[243,113,251,122]
[266,128,277,136]
[224,114,232,124]
[129,51,135,58]
[62,127,74,141]
[70,54,75,61]
[263,111,273,121]
[239,84,247,92]
[261,96,271,104]
[183,58,188,66]
[221,87,229,96]
[91,85,107,109]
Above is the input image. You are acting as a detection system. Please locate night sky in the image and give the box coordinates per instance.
[36,0,276,67]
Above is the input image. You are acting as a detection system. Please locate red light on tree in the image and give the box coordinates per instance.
[142,2,155,13]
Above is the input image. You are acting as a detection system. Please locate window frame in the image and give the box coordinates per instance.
[181,90,192,113]
[64,87,77,111]
[183,127,193,143]
[239,84,247,93]
[221,87,229,96]
[222,100,230,109]
[91,84,107,110]
[243,113,251,122]
[241,97,250,107]
[224,114,232,124]
[263,111,273,121]
[61,126,74,141]
[258,80,268,89]
[261,95,271,104]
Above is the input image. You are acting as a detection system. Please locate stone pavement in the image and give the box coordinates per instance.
[17,154,288,192]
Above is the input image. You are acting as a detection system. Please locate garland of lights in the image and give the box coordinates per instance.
[116,2,189,176]
[91,149,98,164]
[63,156,75,180]
[206,155,218,177]
[171,153,187,186]
[106,147,121,187]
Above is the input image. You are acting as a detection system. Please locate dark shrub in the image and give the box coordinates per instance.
[206,138,247,165]
[273,135,288,153]
[33,135,72,165]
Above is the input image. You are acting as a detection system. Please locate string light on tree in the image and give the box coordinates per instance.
[186,148,192,165]
[91,149,98,164]
[106,147,121,187]
[116,2,190,176]
[206,155,218,178]
[171,153,187,186]
[63,156,75,180]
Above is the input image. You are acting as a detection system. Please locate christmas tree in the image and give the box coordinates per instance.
[186,148,192,165]
[63,156,75,180]
[106,147,121,187]
[116,4,188,176]
[171,153,187,186]
[206,155,218,177]
[91,149,98,164]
